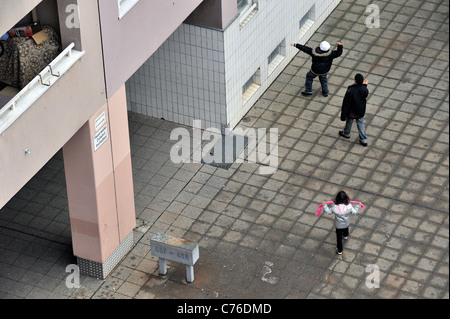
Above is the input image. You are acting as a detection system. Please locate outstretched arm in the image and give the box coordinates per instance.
[291,43,313,55]
[351,202,363,215]
[322,203,334,215]
[316,201,334,216]
[333,42,343,58]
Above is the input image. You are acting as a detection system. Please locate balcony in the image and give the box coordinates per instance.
[0,42,84,134]
[0,2,85,134]
[0,1,97,211]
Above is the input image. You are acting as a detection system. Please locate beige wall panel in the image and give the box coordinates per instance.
[97,0,204,97]
[0,0,107,208]
[0,0,43,35]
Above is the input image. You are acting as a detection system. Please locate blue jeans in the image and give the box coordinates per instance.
[304,71,328,95]
[344,117,367,143]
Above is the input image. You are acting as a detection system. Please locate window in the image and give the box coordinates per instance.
[299,5,315,36]
[299,10,311,29]
[242,69,260,105]
[268,40,286,75]
[243,75,256,95]
[118,0,139,19]
[237,0,251,13]
[238,0,258,28]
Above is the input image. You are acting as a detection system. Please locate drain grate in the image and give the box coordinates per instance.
[201,133,250,169]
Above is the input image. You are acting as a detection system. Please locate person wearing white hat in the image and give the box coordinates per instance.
[291,41,343,97]
[320,41,331,52]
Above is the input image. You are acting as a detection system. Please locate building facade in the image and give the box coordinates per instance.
[0,0,340,279]
[126,0,340,131]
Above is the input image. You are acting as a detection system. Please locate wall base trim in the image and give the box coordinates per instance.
[77,232,134,280]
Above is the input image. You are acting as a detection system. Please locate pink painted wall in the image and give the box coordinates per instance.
[97,0,204,98]
[64,85,135,263]
[221,0,238,29]
[0,0,106,209]
[107,85,136,241]
[64,103,119,262]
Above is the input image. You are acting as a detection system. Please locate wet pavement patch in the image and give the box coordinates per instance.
[202,133,250,169]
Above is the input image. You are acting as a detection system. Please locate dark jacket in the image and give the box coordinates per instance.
[341,83,369,121]
[294,43,343,75]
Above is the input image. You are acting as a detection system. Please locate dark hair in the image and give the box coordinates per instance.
[334,191,349,205]
[355,73,364,85]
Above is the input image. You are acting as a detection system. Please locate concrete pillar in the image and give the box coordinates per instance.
[63,84,135,279]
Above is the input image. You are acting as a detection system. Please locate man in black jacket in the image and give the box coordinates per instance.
[291,41,343,97]
[339,73,369,147]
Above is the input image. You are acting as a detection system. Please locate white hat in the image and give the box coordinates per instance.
[320,41,330,51]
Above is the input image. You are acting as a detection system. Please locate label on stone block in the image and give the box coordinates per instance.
[151,233,199,266]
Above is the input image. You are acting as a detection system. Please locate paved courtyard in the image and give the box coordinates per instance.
[0,0,448,299]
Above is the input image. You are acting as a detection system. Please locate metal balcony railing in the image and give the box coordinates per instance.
[0,43,85,134]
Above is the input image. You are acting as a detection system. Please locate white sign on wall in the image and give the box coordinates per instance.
[94,125,108,151]
[94,111,106,132]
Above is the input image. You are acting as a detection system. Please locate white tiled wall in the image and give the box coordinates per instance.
[126,23,227,130]
[126,0,340,130]
[224,0,341,129]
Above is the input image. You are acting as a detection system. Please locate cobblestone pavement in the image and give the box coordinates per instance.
[0,0,448,300]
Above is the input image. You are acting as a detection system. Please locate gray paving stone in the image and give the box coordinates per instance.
[1,0,449,301]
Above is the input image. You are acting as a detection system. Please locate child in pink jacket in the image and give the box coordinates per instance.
[322,191,362,254]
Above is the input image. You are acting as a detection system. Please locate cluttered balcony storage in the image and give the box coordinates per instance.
[0,2,85,134]
[0,22,61,88]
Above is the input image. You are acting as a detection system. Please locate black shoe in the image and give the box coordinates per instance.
[301,91,312,96]
[322,92,329,97]
[359,140,368,147]
[339,131,350,139]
